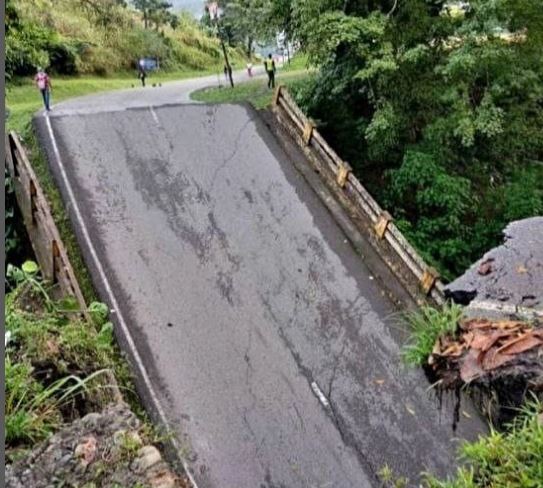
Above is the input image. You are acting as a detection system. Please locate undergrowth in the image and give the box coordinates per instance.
[4,263,142,454]
[401,303,463,366]
[379,401,543,488]
[423,400,543,488]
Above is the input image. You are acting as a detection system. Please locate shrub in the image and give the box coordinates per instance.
[423,401,543,488]
[402,303,463,366]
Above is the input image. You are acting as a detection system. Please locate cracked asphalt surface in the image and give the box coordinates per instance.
[35,74,483,487]
[446,217,543,316]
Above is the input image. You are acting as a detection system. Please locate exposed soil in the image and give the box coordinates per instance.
[429,318,543,425]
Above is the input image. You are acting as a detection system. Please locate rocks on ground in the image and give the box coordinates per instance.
[5,404,189,488]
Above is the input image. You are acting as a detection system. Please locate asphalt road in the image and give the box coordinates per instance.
[35,72,483,488]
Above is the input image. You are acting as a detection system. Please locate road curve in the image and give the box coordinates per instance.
[35,73,483,488]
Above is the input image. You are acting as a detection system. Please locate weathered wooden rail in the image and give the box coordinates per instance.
[273,86,445,306]
[5,131,123,402]
[5,131,90,315]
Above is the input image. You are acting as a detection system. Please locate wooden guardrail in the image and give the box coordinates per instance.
[5,130,123,403]
[272,86,445,305]
[5,131,90,319]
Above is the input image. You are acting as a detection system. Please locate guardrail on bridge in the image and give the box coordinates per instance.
[5,131,90,319]
[272,86,445,306]
[5,130,123,402]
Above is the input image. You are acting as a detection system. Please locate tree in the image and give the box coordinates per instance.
[282,0,543,278]
[76,0,128,27]
[269,0,294,62]
[132,0,173,30]
[222,0,274,57]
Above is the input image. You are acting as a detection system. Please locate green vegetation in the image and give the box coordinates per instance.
[4,261,144,453]
[379,402,543,488]
[5,263,110,448]
[5,0,250,133]
[423,401,543,488]
[191,70,312,109]
[399,302,543,487]
[280,0,543,281]
[6,0,245,79]
[402,303,463,366]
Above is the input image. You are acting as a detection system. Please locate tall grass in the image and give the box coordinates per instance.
[401,303,463,366]
[423,400,543,488]
[5,356,107,446]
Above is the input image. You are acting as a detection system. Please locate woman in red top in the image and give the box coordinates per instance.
[35,68,52,111]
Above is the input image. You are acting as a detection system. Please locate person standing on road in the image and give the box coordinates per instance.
[247,62,253,77]
[264,54,276,89]
[138,62,147,87]
[35,68,52,111]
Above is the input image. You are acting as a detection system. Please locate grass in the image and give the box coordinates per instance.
[191,70,314,109]
[4,271,137,451]
[378,401,543,488]
[423,401,543,488]
[401,303,463,366]
[281,53,311,72]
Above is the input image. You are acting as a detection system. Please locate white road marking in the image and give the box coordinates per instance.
[150,105,160,125]
[468,299,543,318]
[44,114,200,488]
[311,381,330,408]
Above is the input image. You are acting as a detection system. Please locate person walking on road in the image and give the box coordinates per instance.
[247,62,253,77]
[35,67,52,111]
[264,54,276,89]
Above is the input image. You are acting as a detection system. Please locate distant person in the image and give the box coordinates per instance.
[246,62,253,77]
[138,62,147,87]
[224,65,228,81]
[35,67,52,111]
[264,54,276,89]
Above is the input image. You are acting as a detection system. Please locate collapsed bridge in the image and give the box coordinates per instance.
[25,78,483,487]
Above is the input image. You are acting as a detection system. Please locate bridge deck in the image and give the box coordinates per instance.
[36,101,481,488]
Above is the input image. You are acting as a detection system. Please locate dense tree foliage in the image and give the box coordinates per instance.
[285,0,542,279]
[201,0,275,56]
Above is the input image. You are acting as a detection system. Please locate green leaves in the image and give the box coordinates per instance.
[284,0,543,279]
[88,301,109,328]
[21,260,39,275]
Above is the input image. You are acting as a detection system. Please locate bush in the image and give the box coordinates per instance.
[423,401,543,488]
[402,303,463,366]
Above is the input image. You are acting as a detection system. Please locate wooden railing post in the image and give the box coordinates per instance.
[336,162,352,188]
[273,85,283,107]
[421,267,439,296]
[374,211,393,239]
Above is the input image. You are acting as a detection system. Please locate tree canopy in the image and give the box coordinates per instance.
[284,0,543,279]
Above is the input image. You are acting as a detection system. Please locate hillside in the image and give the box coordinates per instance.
[5,0,245,78]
